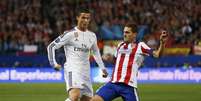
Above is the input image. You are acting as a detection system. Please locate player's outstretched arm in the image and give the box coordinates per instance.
[153,31,168,58]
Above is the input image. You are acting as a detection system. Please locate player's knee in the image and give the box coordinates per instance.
[69,89,81,101]
[69,95,80,101]
[91,95,104,101]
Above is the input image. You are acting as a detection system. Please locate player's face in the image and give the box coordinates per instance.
[123,27,137,43]
[77,13,91,31]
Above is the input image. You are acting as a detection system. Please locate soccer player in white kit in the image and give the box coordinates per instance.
[47,9,108,101]
[91,23,168,101]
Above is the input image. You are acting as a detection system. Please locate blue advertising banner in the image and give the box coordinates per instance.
[0,67,201,83]
[138,68,201,83]
[0,68,64,83]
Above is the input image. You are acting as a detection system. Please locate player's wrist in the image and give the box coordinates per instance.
[160,39,165,44]
[160,40,164,44]
[53,64,61,71]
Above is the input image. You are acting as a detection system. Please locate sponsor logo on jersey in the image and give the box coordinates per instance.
[74,43,89,52]
[74,47,89,52]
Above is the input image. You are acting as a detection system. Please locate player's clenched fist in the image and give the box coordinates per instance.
[54,64,62,71]
[160,30,168,43]
[102,68,108,78]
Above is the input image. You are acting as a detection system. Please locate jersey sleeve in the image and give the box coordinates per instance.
[139,42,153,56]
[91,34,106,69]
[47,32,72,66]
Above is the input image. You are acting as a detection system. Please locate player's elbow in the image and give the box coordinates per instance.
[47,43,55,54]
[47,44,51,53]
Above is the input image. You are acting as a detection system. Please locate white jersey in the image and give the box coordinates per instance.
[47,27,105,75]
[111,42,152,88]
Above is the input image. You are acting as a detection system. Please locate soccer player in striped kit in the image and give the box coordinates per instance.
[47,8,108,101]
[91,23,168,101]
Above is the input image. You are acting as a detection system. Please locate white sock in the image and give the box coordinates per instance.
[65,98,72,101]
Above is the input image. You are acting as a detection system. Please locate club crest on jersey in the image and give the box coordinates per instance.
[74,32,78,41]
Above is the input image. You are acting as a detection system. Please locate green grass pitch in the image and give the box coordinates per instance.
[0,83,201,101]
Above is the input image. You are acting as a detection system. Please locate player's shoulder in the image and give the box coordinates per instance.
[117,41,124,47]
[137,41,151,50]
[64,28,76,34]
[60,28,76,38]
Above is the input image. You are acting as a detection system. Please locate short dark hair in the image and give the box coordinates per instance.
[125,23,137,32]
[76,8,91,16]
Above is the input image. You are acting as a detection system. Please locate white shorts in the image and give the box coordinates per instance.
[64,68,93,97]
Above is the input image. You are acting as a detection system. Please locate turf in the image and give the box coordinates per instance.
[0,83,201,101]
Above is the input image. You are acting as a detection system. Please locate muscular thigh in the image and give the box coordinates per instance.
[96,82,120,101]
[119,85,139,101]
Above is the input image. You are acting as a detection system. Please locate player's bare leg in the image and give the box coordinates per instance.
[80,95,91,101]
[68,88,81,101]
[90,95,104,101]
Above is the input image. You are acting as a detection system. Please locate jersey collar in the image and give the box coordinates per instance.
[75,26,88,32]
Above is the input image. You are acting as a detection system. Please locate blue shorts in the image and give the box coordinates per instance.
[96,82,139,101]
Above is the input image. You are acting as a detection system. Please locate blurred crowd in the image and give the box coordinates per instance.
[0,0,201,67]
[0,0,201,54]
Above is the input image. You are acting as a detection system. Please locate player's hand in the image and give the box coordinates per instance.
[54,64,62,71]
[102,68,108,78]
[160,30,168,43]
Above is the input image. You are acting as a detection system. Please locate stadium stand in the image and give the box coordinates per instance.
[0,0,201,67]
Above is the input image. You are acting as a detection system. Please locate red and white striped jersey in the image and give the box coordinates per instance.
[111,41,152,88]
